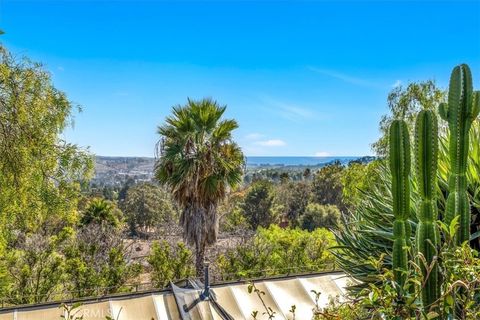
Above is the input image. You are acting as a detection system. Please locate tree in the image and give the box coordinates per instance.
[216,225,336,279]
[242,180,276,229]
[0,45,92,299]
[3,230,70,304]
[155,98,244,276]
[303,168,312,180]
[64,222,141,298]
[148,241,194,288]
[80,198,123,228]
[371,80,445,156]
[118,177,135,202]
[0,44,92,238]
[275,181,310,225]
[123,183,178,237]
[218,191,250,233]
[341,160,381,209]
[311,161,345,210]
[299,203,341,231]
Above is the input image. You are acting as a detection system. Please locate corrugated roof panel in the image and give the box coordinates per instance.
[264,278,315,320]
[0,312,13,320]
[16,306,63,320]
[298,274,343,307]
[210,307,224,320]
[229,283,286,320]
[74,301,111,320]
[211,286,244,320]
[109,295,158,320]
[159,294,181,319]
[331,274,349,295]
[152,294,172,319]
[196,300,214,320]
[0,272,348,320]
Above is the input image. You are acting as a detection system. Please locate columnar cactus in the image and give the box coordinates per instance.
[389,119,411,288]
[439,64,480,244]
[414,109,440,307]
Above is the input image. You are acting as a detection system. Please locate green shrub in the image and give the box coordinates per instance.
[123,183,178,237]
[241,180,277,229]
[299,203,341,231]
[216,225,336,279]
[311,161,345,210]
[316,222,480,319]
[148,241,195,288]
[64,224,141,298]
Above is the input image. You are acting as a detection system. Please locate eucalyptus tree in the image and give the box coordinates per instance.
[155,98,244,275]
[0,44,92,302]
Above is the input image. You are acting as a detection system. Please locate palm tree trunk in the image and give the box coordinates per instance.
[195,242,205,278]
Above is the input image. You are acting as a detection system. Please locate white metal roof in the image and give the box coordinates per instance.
[0,271,347,320]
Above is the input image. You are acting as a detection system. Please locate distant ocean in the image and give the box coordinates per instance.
[245,156,360,167]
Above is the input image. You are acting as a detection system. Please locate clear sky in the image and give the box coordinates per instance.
[1,0,479,157]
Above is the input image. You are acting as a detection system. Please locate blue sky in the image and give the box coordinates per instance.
[1,0,479,157]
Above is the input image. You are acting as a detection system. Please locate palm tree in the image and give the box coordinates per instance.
[81,198,123,229]
[155,98,245,276]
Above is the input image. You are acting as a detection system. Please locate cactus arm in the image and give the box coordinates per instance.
[471,91,480,119]
[439,102,449,121]
[442,64,476,244]
[414,110,440,307]
[389,119,411,289]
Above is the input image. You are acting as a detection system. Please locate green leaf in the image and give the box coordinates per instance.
[426,311,440,319]
[445,295,454,307]
[470,230,480,241]
[449,215,460,237]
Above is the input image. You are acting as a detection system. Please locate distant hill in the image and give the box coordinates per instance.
[93,156,155,186]
[92,155,374,186]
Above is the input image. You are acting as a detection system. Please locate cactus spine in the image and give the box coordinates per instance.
[414,110,440,307]
[389,119,411,288]
[439,64,480,244]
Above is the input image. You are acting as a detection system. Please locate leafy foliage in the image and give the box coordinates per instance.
[317,221,480,320]
[311,161,346,211]
[371,80,445,156]
[274,181,311,224]
[241,180,276,229]
[0,44,93,302]
[80,198,123,228]
[147,241,195,288]
[3,230,70,304]
[299,203,341,231]
[341,160,381,209]
[64,224,141,299]
[123,183,178,237]
[218,191,250,232]
[216,225,336,279]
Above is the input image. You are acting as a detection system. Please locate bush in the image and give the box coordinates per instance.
[64,224,142,298]
[311,161,345,210]
[315,234,480,319]
[148,241,195,288]
[216,225,336,279]
[241,180,276,229]
[274,181,311,224]
[218,191,250,232]
[123,183,178,237]
[80,198,123,228]
[299,203,341,231]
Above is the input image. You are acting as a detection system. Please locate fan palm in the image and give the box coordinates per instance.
[155,98,244,276]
